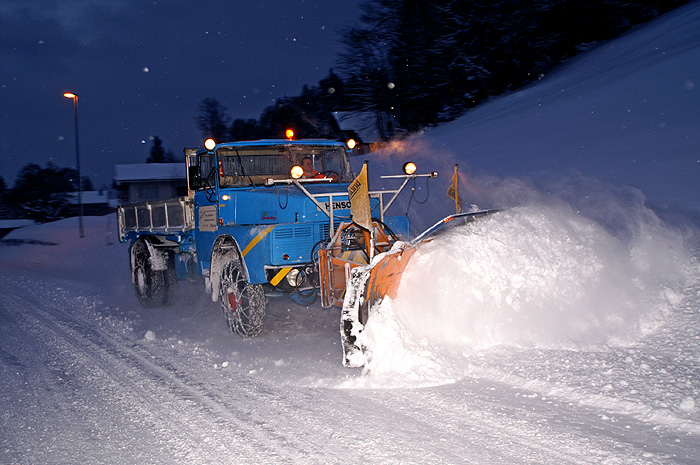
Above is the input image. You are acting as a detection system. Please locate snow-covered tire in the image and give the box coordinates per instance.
[132,239,176,308]
[219,259,265,337]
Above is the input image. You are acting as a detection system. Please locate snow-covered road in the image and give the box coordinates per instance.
[1,217,698,464]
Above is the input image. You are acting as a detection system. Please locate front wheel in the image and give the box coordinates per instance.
[219,259,265,337]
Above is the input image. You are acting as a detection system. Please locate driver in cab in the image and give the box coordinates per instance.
[301,157,325,179]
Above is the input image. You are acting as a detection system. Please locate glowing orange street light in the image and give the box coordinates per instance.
[63,91,84,238]
[285,128,295,140]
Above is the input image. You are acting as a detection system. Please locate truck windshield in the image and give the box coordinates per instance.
[217,145,353,187]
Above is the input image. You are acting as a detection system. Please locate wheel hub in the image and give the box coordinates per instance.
[226,288,239,313]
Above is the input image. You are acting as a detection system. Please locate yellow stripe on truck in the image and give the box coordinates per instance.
[270,267,293,286]
[241,225,275,257]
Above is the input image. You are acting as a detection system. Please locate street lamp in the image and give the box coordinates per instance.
[63,92,84,238]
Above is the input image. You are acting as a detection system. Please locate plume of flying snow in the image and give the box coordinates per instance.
[348,173,698,387]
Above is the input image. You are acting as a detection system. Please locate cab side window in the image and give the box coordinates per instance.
[200,154,215,186]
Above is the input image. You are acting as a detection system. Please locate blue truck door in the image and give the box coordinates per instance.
[193,152,220,276]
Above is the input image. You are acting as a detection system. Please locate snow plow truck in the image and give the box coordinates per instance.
[118,137,495,366]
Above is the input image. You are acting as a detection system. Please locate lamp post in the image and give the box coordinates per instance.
[63,92,84,238]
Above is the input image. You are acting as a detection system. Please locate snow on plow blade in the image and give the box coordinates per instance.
[318,210,498,367]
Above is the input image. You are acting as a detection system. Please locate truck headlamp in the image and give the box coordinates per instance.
[286,268,305,287]
[290,165,303,179]
[403,162,417,175]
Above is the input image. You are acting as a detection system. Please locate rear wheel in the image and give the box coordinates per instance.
[219,259,265,337]
[132,239,176,307]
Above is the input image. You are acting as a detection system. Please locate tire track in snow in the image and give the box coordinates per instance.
[0,274,354,464]
[1,291,239,463]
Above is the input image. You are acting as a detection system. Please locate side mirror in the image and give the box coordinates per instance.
[188,165,203,190]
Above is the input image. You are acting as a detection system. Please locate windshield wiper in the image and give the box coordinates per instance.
[235,150,256,188]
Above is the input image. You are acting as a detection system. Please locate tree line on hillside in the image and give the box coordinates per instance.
[195,0,689,140]
[0,164,93,222]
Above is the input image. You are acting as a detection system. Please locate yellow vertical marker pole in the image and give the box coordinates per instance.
[348,161,374,259]
[446,164,462,214]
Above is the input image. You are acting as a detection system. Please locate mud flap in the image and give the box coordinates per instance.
[290,289,318,306]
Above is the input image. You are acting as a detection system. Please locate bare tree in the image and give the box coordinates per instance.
[195,98,231,142]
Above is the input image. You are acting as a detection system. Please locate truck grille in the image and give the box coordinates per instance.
[270,222,341,265]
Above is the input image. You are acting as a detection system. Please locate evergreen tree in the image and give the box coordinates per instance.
[146,136,171,163]
[337,1,397,114]
[5,163,84,222]
[229,119,261,141]
[259,97,316,139]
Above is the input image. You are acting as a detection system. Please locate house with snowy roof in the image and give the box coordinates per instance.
[113,163,187,205]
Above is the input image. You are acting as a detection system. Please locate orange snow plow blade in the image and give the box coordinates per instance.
[362,245,418,318]
[318,221,396,309]
[322,210,498,367]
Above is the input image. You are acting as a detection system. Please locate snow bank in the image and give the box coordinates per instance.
[340,0,700,392]
[345,178,698,389]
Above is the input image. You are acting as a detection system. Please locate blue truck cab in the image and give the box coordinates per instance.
[118,138,412,337]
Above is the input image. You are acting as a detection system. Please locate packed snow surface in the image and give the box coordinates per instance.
[3,2,700,463]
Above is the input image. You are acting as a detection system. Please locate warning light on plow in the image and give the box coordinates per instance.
[403,162,417,175]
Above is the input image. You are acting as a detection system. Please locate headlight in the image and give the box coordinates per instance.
[286,268,305,287]
[403,162,417,175]
[290,165,304,179]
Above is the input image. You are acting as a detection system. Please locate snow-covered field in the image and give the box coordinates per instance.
[2,2,700,464]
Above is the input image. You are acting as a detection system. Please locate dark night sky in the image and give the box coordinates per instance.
[0,0,363,189]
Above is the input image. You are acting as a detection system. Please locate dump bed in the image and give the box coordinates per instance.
[117,197,194,242]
